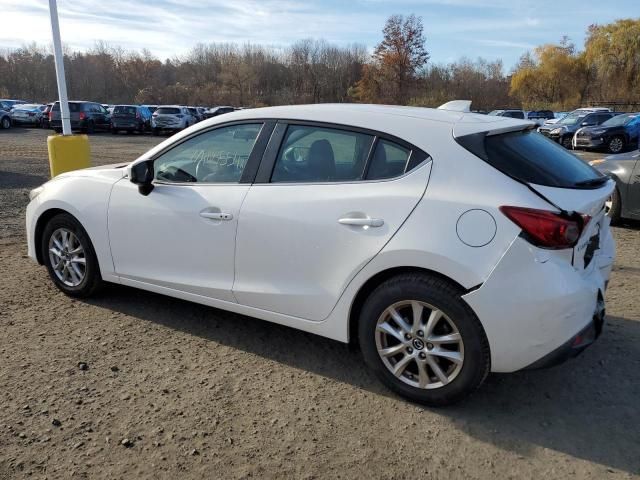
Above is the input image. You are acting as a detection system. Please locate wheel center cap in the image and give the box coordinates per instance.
[412,338,425,350]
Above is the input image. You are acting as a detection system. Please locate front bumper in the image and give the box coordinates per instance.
[462,235,613,372]
[574,136,605,149]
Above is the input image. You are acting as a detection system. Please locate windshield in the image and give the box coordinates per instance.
[601,113,638,127]
[155,107,180,115]
[487,110,503,116]
[558,112,587,126]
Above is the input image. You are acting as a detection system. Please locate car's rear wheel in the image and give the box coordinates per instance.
[561,135,573,149]
[359,274,490,406]
[152,128,159,136]
[41,213,102,298]
[607,136,624,154]
[1,116,10,129]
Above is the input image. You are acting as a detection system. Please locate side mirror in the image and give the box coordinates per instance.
[130,161,155,196]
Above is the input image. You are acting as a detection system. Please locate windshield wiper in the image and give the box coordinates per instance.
[574,177,609,187]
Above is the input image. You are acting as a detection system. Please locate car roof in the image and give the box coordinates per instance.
[135,103,533,164]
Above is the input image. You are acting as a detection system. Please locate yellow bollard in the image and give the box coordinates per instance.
[47,134,91,178]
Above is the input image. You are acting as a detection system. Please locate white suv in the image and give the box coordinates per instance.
[26,104,615,405]
[152,105,195,135]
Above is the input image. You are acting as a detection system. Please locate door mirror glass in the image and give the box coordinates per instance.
[130,161,155,196]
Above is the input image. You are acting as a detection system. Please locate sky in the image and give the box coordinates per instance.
[1,0,638,69]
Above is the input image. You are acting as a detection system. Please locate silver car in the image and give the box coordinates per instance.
[152,106,196,135]
[10,103,46,127]
[590,150,640,223]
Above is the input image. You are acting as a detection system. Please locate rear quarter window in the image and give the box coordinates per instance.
[457,129,604,189]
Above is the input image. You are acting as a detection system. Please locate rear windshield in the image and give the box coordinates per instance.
[155,107,180,115]
[457,128,605,189]
[114,106,137,114]
[52,103,81,112]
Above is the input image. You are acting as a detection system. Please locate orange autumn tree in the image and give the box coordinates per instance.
[352,14,429,104]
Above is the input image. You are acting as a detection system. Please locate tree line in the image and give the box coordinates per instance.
[1,16,638,111]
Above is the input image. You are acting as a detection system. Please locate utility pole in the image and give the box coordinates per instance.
[49,0,71,135]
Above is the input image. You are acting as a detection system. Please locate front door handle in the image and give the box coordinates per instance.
[338,217,384,227]
[200,211,233,221]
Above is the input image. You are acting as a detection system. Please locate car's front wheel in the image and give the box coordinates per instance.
[607,135,625,154]
[359,273,490,406]
[41,213,102,297]
[1,116,10,129]
[561,135,573,149]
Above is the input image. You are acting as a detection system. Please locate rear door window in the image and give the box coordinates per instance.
[457,129,605,189]
[271,125,373,183]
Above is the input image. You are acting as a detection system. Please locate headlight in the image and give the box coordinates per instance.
[589,159,606,166]
[550,128,563,135]
[29,186,44,201]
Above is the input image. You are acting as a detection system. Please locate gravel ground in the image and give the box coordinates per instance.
[0,128,639,479]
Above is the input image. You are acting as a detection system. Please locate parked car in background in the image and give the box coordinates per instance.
[538,109,617,149]
[111,105,152,134]
[204,106,235,118]
[487,109,526,120]
[50,101,112,133]
[541,111,569,127]
[526,110,554,126]
[574,113,640,153]
[26,104,614,406]
[590,150,640,223]
[144,105,158,114]
[40,103,53,129]
[187,107,202,122]
[0,104,11,129]
[10,103,46,127]
[196,107,208,121]
[102,104,115,115]
[151,106,196,135]
[0,99,27,110]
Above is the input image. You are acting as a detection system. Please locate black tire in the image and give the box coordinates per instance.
[41,213,102,298]
[111,128,118,135]
[607,187,622,225]
[86,121,95,134]
[53,128,62,134]
[607,135,625,154]
[561,135,573,149]
[1,116,10,129]
[152,128,159,136]
[358,273,490,406]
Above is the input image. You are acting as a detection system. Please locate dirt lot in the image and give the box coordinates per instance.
[0,128,639,479]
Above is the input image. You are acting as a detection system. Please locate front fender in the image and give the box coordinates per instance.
[26,176,119,282]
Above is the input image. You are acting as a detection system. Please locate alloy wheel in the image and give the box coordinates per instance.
[48,228,86,287]
[609,137,623,153]
[375,300,465,390]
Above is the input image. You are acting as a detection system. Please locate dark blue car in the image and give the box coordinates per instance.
[574,112,640,153]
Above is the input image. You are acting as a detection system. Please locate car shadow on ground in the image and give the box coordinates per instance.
[85,286,640,474]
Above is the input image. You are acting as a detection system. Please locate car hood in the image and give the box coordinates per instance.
[55,162,129,181]
[580,125,623,136]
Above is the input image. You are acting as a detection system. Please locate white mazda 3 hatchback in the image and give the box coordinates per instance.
[26,104,615,405]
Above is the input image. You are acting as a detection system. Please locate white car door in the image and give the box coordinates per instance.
[233,122,432,321]
[108,122,270,302]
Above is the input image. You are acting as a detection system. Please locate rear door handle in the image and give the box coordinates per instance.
[200,211,233,221]
[338,217,384,227]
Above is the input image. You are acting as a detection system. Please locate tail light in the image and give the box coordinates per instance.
[79,111,86,120]
[500,206,590,249]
